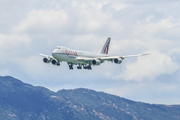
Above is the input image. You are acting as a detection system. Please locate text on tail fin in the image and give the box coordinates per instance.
[104,40,110,54]
[99,37,111,54]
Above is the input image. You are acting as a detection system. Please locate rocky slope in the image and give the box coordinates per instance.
[0,76,180,120]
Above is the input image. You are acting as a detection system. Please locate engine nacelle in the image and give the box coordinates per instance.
[52,59,59,65]
[92,59,101,65]
[114,58,122,64]
[43,57,51,63]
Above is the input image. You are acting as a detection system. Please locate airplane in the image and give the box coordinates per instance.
[40,37,150,70]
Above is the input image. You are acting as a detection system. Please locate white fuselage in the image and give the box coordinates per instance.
[52,46,107,64]
[40,37,150,70]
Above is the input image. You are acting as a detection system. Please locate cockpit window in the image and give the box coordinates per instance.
[56,47,60,49]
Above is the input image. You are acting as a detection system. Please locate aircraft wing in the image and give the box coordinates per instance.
[76,53,151,63]
[39,53,53,59]
[121,53,151,58]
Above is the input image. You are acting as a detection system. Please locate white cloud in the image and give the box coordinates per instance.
[83,1,107,10]
[133,17,179,38]
[0,33,31,51]
[112,3,129,11]
[77,8,109,31]
[72,0,129,11]
[69,34,105,51]
[114,51,179,81]
[69,1,124,33]
[13,9,68,33]
[146,15,155,22]
[11,2,123,35]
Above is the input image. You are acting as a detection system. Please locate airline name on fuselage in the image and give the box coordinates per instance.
[65,50,78,56]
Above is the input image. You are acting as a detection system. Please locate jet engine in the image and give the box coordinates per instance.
[92,59,101,65]
[43,57,51,63]
[52,59,60,66]
[114,58,122,64]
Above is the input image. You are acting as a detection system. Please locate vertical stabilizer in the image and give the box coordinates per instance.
[99,37,111,54]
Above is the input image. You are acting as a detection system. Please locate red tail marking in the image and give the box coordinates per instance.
[104,41,110,54]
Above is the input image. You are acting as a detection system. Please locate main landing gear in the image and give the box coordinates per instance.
[83,65,92,70]
[77,66,82,69]
[69,64,73,70]
[68,63,92,70]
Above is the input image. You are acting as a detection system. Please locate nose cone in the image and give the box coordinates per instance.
[52,49,58,58]
[53,49,57,53]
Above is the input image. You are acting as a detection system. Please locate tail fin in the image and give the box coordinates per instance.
[99,37,111,54]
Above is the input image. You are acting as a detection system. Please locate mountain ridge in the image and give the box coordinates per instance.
[0,76,180,120]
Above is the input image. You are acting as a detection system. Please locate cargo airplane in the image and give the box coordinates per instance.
[40,37,150,70]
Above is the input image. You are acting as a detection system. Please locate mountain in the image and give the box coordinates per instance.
[0,76,180,120]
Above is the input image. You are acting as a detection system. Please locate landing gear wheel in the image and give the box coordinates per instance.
[83,65,92,70]
[77,66,82,69]
[69,64,73,70]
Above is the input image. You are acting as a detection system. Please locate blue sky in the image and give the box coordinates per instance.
[0,0,180,104]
